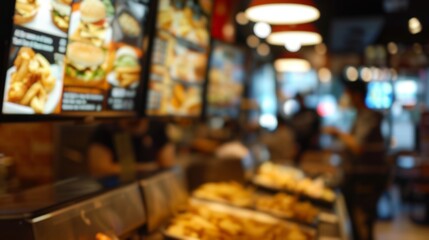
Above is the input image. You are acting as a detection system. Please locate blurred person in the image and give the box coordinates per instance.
[290,93,321,164]
[87,119,176,178]
[260,115,296,163]
[324,80,388,240]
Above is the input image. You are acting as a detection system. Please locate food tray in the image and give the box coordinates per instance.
[164,199,317,240]
[253,193,320,228]
[193,195,319,228]
[252,178,336,210]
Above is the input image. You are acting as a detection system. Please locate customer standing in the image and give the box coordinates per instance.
[324,79,389,240]
[87,119,176,178]
[290,93,321,164]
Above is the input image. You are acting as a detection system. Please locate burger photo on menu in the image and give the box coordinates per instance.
[51,0,73,33]
[64,41,107,86]
[112,0,146,47]
[3,47,62,114]
[107,46,141,88]
[69,0,113,47]
[14,0,40,25]
[13,0,70,38]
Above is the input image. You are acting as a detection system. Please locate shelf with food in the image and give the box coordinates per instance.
[191,182,320,227]
[164,198,317,240]
[252,162,337,209]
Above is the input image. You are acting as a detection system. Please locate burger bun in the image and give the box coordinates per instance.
[80,0,107,23]
[67,42,105,68]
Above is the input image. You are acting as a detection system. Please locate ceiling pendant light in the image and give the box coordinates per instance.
[274,53,311,72]
[253,22,272,38]
[267,24,322,46]
[246,0,320,25]
[284,41,302,52]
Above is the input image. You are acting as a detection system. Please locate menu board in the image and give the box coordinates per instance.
[207,41,246,118]
[146,0,212,117]
[2,0,151,115]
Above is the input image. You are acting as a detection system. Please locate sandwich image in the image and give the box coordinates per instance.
[113,46,141,88]
[51,0,72,32]
[117,11,141,38]
[72,0,108,46]
[65,41,106,85]
[14,0,39,25]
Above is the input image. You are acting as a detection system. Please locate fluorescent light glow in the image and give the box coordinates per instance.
[283,99,299,116]
[360,67,372,82]
[236,12,249,25]
[257,43,271,56]
[247,35,260,48]
[275,58,311,72]
[285,41,302,52]
[259,114,278,130]
[318,68,332,83]
[268,31,322,46]
[387,42,398,55]
[346,66,358,81]
[222,24,234,39]
[371,67,380,81]
[246,4,320,25]
[409,17,422,34]
[254,22,271,38]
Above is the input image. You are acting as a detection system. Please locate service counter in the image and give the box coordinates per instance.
[0,159,351,240]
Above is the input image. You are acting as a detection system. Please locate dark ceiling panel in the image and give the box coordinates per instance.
[330,17,385,53]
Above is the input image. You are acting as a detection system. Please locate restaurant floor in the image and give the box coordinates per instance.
[375,187,429,240]
[375,210,428,240]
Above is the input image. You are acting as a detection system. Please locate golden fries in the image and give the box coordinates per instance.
[7,47,56,113]
[166,205,312,240]
[256,193,319,223]
[193,182,254,207]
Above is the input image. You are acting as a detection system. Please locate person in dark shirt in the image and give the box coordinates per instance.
[87,119,175,178]
[324,79,388,240]
[290,93,321,164]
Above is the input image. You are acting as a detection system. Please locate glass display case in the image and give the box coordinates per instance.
[0,180,145,240]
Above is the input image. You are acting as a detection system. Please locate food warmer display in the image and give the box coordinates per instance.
[0,163,350,240]
[0,178,145,240]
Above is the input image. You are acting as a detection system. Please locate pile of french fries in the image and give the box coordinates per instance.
[7,47,56,113]
[256,193,319,223]
[115,64,141,88]
[166,205,310,240]
[193,182,254,207]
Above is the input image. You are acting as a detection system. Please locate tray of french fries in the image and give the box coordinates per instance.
[192,182,320,226]
[164,199,317,240]
[252,163,336,208]
[3,47,61,114]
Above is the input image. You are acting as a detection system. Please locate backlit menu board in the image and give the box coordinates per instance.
[146,0,212,117]
[207,41,246,118]
[1,0,151,116]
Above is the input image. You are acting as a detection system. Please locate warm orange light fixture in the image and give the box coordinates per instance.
[246,0,320,25]
[274,53,311,72]
[267,24,323,46]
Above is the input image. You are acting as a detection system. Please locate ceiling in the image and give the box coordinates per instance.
[235,0,429,54]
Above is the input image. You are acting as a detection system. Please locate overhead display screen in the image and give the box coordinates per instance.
[207,41,246,118]
[2,0,151,116]
[145,0,212,117]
